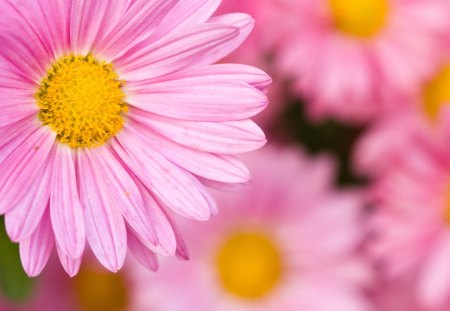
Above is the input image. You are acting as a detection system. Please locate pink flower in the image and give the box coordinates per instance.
[129,147,373,311]
[279,0,450,123]
[0,0,270,276]
[369,142,450,309]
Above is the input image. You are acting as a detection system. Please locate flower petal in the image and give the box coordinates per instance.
[57,246,82,277]
[128,122,250,183]
[50,144,85,259]
[114,132,214,221]
[98,0,178,60]
[127,76,267,122]
[19,211,54,277]
[151,0,221,41]
[87,146,159,246]
[5,156,52,242]
[78,150,127,272]
[116,24,239,80]
[129,109,266,153]
[0,126,54,214]
[128,229,159,271]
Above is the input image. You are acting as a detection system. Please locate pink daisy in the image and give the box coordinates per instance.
[369,142,450,309]
[129,147,373,311]
[279,0,450,123]
[0,0,270,276]
[354,48,450,176]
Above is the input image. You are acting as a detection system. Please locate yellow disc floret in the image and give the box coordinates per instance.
[36,55,127,148]
[74,266,129,311]
[215,230,283,300]
[328,0,389,39]
[423,65,450,122]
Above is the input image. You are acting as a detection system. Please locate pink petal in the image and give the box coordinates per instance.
[417,234,450,308]
[98,0,178,60]
[162,63,272,93]
[57,246,82,277]
[128,122,250,183]
[150,0,221,41]
[126,76,267,122]
[134,184,177,256]
[0,118,40,165]
[19,211,54,277]
[50,144,85,259]
[5,156,52,242]
[128,109,266,154]
[128,229,159,271]
[87,146,158,247]
[77,150,127,272]
[0,126,54,214]
[116,24,239,80]
[114,132,214,221]
[200,13,255,64]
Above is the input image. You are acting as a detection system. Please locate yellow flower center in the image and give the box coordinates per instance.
[73,266,129,311]
[328,0,389,38]
[215,231,283,300]
[423,65,450,122]
[36,55,127,148]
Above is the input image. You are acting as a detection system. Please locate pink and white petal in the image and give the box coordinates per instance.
[198,177,251,192]
[417,234,450,308]
[70,0,129,54]
[0,126,55,214]
[5,156,52,242]
[0,101,38,128]
[57,246,82,277]
[19,211,54,277]
[0,24,51,82]
[113,132,212,221]
[116,24,239,80]
[129,109,266,154]
[150,0,221,41]
[135,186,177,256]
[0,118,40,165]
[87,147,158,246]
[200,13,254,65]
[128,229,159,271]
[50,144,85,259]
[98,0,178,60]
[159,208,190,260]
[162,64,272,92]
[78,150,127,272]
[129,122,250,183]
[127,77,267,122]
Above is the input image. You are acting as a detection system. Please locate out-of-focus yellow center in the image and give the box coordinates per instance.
[423,65,450,122]
[328,0,389,38]
[73,266,129,311]
[36,55,127,148]
[215,231,283,300]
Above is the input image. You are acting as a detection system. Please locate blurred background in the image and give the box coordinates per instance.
[3,0,450,310]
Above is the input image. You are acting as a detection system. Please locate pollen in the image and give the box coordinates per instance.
[215,230,283,300]
[36,55,127,148]
[328,0,389,39]
[423,64,450,122]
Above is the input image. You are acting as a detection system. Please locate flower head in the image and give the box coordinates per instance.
[0,0,270,276]
[129,147,372,311]
[279,0,450,123]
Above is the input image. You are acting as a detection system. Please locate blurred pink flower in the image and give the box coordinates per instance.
[354,53,450,176]
[0,256,132,311]
[129,147,373,311]
[0,0,270,276]
[369,143,450,309]
[279,0,450,123]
